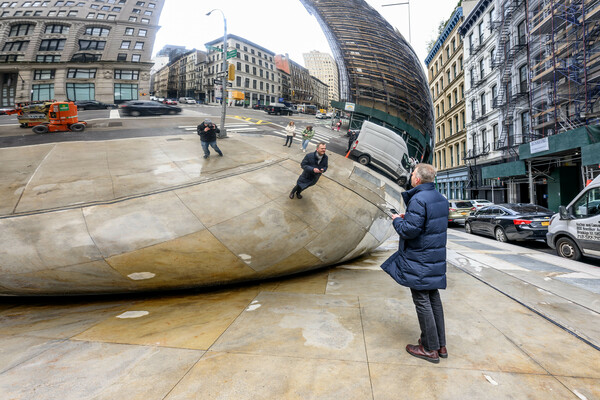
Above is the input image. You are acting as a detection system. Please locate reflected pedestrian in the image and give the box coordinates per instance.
[381,164,449,364]
[289,143,328,199]
[197,118,223,159]
[301,125,315,153]
[283,121,295,147]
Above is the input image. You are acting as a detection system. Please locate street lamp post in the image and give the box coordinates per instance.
[382,1,411,44]
[207,8,228,138]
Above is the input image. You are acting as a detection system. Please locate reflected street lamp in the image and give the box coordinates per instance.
[206,8,228,138]
[382,1,411,44]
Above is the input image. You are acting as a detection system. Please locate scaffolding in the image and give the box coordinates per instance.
[528,0,600,140]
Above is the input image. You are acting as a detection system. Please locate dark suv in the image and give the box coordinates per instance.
[265,105,293,116]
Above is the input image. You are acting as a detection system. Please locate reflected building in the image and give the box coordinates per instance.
[300,0,434,162]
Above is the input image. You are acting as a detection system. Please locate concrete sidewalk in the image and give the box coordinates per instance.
[0,234,599,399]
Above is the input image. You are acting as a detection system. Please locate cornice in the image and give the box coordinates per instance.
[425,7,463,66]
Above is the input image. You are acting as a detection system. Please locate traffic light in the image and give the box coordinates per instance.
[228,63,235,81]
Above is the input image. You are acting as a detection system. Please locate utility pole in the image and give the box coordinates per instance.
[207,9,228,138]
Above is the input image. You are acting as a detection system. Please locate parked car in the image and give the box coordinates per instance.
[163,99,178,105]
[252,104,264,110]
[178,97,196,104]
[74,100,115,110]
[547,174,600,261]
[265,104,293,115]
[469,199,494,209]
[315,112,330,119]
[120,100,182,116]
[448,200,475,225]
[465,203,554,242]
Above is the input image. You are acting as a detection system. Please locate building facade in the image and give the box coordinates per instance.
[300,0,434,162]
[460,0,507,202]
[0,0,164,106]
[310,76,328,110]
[204,34,280,107]
[303,50,339,107]
[426,6,469,200]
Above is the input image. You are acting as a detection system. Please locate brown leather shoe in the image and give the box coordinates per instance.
[438,346,448,358]
[406,344,439,364]
[419,338,447,358]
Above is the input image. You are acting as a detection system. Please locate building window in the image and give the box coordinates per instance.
[117,53,127,61]
[114,83,138,101]
[521,111,530,140]
[45,24,69,34]
[36,54,60,62]
[519,64,528,92]
[32,83,54,101]
[138,29,147,36]
[67,68,96,78]
[79,40,106,50]
[114,69,139,80]
[482,128,487,150]
[492,124,498,149]
[39,39,65,51]
[120,40,130,49]
[148,2,155,7]
[143,10,151,15]
[491,84,497,106]
[124,27,134,35]
[479,58,485,79]
[480,92,486,115]
[85,27,110,36]
[9,24,33,36]
[471,99,476,121]
[518,20,526,45]
[134,41,144,50]
[70,53,101,62]
[34,69,55,80]
[128,16,136,21]
[236,76,241,87]
[96,13,105,19]
[2,41,28,51]
[131,54,140,62]
[141,18,149,23]
[66,83,94,101]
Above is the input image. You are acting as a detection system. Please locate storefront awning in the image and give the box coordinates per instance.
[481,161,526,179]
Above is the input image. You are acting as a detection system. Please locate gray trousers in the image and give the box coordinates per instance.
[410,288,446,351]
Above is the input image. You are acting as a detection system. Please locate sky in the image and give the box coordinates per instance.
[152,0,460,71]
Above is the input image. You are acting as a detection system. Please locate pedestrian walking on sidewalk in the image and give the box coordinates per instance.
[289,142,328,199]
[381,163,449,364]
[197,118,223,159]
[301,125,315,152]
[336,120,341,131]
[283,121,296,147]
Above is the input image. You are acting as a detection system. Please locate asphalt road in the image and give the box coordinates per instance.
[0,104,365,172]
[448,224,600,267]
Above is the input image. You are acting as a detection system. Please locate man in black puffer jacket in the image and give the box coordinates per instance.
[197,118,223,159]
[381,163,449,364]
[289,142,328,199]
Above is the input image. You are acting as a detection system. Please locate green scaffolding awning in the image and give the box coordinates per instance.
[481,161,527,179]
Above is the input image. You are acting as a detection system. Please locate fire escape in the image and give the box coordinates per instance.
[492,0,527,157]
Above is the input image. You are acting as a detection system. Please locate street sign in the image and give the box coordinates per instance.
[226,49,238,59]
[216,71,228,77]
[214,78,222,84]
[206,45,223,52]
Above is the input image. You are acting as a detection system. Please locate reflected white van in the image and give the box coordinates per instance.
[349,120,412,186]
[547,174,600,260]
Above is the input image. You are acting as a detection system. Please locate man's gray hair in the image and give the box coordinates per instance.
[414,163,436,183]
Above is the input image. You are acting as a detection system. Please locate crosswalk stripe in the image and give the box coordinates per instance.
[275,130,329,143]
[228,127,259,132]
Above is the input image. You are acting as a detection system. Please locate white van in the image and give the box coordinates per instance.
[349,120,412,186]
[547,174,600,261]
